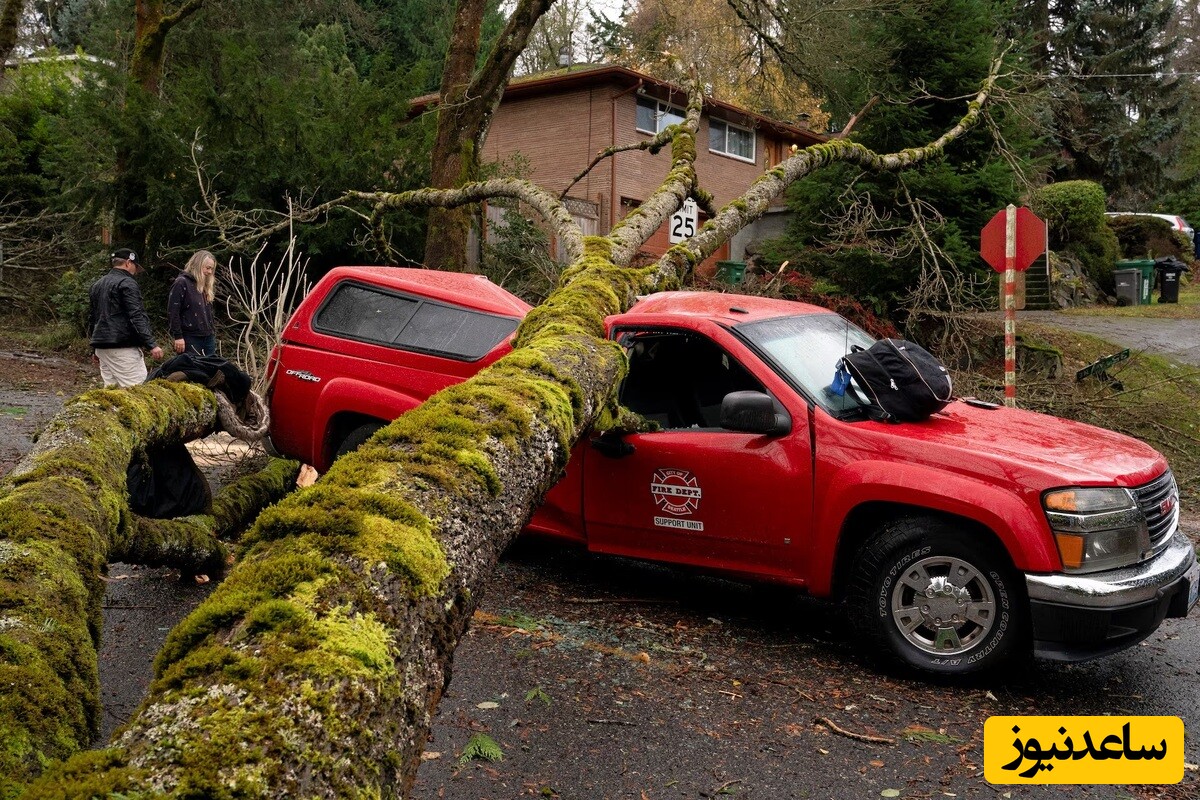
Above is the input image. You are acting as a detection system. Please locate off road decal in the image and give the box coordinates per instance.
[651,468,704,531]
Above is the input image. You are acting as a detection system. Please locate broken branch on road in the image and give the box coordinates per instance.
[816,716,896,745]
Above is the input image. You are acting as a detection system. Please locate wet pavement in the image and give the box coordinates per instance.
[1017,310,1200,368]
[95,564,217,743]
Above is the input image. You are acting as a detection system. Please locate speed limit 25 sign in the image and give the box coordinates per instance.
[669,198,698,243]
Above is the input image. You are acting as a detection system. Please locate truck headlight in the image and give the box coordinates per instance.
[1043,487,1150,574]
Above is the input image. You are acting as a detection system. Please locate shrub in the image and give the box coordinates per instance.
[1029,180,1107,241]
[479,204,561,305]
[1107,216,1190,261]
[50,257,108,336]
[1029,181,1118,292]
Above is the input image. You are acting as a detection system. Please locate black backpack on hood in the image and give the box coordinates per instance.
[839,338,952,422]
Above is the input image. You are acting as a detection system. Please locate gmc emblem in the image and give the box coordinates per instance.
[1160,495,1177,517]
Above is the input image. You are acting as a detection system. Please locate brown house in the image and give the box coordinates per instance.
[416,64,825,274]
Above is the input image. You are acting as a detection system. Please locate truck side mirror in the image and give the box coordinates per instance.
[720,391,791,436]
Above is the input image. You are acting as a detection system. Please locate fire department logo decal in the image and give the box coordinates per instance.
[651,468,702,516]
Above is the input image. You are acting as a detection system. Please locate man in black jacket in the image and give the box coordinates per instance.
[88,248,164,387]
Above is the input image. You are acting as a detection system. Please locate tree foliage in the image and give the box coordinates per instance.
[1017,0,1184,207]
[514,0,610,75]
[725,0,928,122]
[592,0,827,127]
[0,0,447,315]
[0,57,98,312]
[1028,179,1118,288]
[764,0,1036,316]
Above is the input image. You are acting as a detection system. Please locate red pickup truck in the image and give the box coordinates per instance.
[267,266,1198,675]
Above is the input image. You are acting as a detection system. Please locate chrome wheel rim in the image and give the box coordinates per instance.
[890,555,996,656]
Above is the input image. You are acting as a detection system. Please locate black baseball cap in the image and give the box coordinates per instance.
[111,247,138,263]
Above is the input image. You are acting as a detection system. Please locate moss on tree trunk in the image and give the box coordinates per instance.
[0,383,296,797]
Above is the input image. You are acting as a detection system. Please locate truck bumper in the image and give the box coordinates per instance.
[1024,529,1199,662]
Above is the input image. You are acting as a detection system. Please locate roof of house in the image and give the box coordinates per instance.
[2,52,115,69]
[410,63,825,146]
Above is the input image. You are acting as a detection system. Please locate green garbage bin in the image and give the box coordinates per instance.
[716,260,747,284]
[1116,259,1155,305]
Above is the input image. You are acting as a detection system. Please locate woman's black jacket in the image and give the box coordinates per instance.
[167,273,215,338]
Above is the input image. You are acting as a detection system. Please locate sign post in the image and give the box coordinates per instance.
[980,205,1047,407]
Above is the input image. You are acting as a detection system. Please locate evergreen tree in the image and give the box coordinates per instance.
[349,0,502,93]
[765,0,1037,314]
[1022,0,1183,206]
[23,0,439,272]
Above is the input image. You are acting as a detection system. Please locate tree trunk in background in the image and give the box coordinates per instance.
[0,0,25,76]
[114,0,205,247]
[422,0,487,271]
[131,0,204,95]
[422,0,556,270]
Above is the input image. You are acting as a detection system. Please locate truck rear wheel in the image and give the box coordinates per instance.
[849,518,1025,676]
[335,421,384,460]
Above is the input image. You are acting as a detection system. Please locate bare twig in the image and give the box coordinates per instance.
[220,213,312,394]
[564,597,677,605]
[815,716,896,745]
[711,779,743,795]
[560,123,678,200]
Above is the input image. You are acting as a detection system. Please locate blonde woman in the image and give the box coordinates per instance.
[168,250,218,356]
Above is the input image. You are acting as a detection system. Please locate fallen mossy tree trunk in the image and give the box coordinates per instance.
[23,276,628,798]
[20,59,1004,797]
[0,382,298,797]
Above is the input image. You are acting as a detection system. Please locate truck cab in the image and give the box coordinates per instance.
[267,267,1199,676]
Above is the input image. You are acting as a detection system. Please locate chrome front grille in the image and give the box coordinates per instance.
[1132,470,1179,554]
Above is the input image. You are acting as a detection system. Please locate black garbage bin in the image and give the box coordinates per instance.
[1154,256,1189,303]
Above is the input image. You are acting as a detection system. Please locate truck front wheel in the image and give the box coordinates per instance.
[849,518,1025,676]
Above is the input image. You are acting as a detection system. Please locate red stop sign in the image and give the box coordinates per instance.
[980,206,1046,272]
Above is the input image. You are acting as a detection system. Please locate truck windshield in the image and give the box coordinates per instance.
[737,313,877,414]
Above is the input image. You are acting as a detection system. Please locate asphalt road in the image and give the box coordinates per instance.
[412,539,1200,800]
[1017,309,1200,368]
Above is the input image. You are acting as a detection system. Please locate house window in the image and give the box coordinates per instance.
[709,118,756,162]
[636,96,685,134]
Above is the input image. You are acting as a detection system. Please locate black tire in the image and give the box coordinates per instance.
[848,517,1025,676]
[334,421,384,460]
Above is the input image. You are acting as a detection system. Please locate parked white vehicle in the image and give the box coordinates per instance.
[1105,212,1195,249]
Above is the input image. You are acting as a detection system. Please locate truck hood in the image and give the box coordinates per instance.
[847,400,1168,488]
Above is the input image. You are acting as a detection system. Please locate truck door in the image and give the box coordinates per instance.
[581,328,812,582]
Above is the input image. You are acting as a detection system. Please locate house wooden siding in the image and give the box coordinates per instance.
[481,67,822,275]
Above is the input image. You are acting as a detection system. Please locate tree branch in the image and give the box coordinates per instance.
[833,94,879,138]
[644,49,1008,289]
[0,382,221,795]
[560,124,678,200]
[113,459,302,574]
[351,179,581,263]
